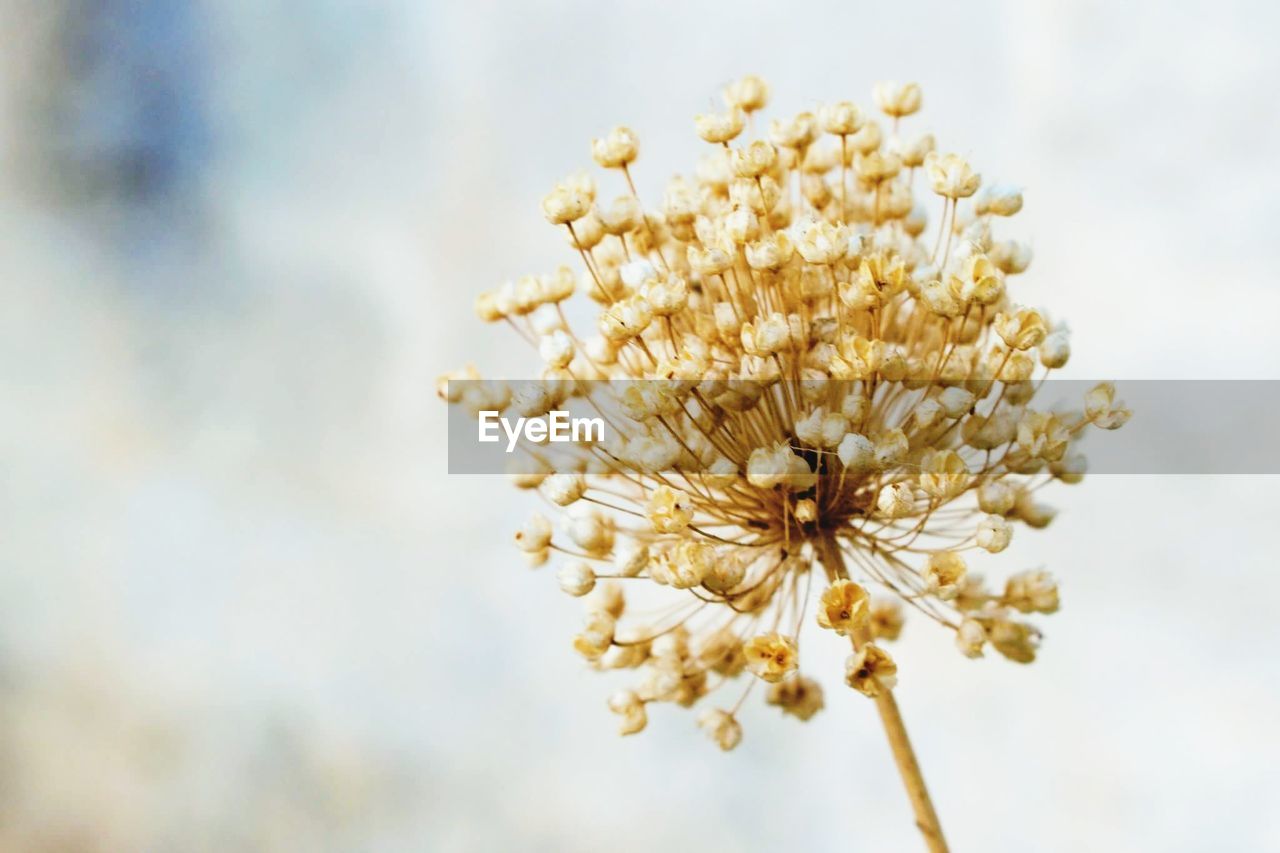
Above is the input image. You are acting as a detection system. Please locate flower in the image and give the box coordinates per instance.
[697,708,743,751]
[845,644,898,696]
[816,579,870,636]
[724,74,769,113]
[743,632,799,683]
[767,675,825,721]
[873,81,923,117]
[442,75,1125,752]
[820,101,864,136]
[557,562,596,597]
[1003,570,1060,614]
[591,126,639,169]
[926,551,968,600]
[955,619,987,658]
[608,690,648,735]
[976,514,1013,553]
[924,152,981,199]
[646,486,693,533]
[694,109,745,144]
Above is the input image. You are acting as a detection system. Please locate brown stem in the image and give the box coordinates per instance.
[815,533,950,853]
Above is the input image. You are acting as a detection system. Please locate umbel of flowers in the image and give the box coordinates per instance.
[442,75,1127,851]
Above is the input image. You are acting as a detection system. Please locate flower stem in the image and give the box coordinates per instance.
[816,533,949,853]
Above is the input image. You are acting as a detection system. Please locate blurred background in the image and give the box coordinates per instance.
[2,1,1278,850]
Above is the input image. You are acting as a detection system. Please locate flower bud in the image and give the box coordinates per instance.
[724,74,770,112]
[873,81,922,117]
[514,513,553,553]
[817,579,870,636]
[557,562,596,597]
[694,109,745,144]
[543,473,586,506]
[876,482,914,517]
[743,632,799,683]
[697,708,742,751]
[974,183,1023,216]
[541,184,590,224]
[924,152,980,199]
[1004,570,1060,614]
[955,619,987,658]
[646,485,693,533]
[926,551,967,600]
[845,644,898,696]
[976,514,1013,553]
[608,690,647,735]
[820,100,864,135]
[591,126,639,168]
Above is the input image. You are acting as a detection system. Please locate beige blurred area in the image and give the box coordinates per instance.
[1,1,1278,851]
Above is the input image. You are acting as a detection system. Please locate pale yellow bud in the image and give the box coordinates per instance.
[591,126,639,168]
[543,473,586,506]
[1004,570,1060,614]
[873,428,909,467]
[975,183,1023,216]
[955,619,987,658]
[613,543,649,577]
[573,610,615,660]
[597,194,643,235]
[769,112,817,149]
[724,74,770,113]
[845,644,898,697]
[1013,488,1056,528]
[599,296,653,342]
[767,675,825,721]
[873,81,922,117]
[608,690,648,735]
[694,108,745,144]
[924,152,980,199]
[744,632,799,683]
[837,432,875,472]
[820,101,864,135]
[514,513,553,553]
[646,485,693,534]
[539,329,575,368]
[978,479,1016,514]
[1085,382,1131,430]
[938,386,976,418]
[995,307,1048,350]
[697,708,742,751]
[1017,411,1070,462]
[557,562,596,597]
[976,514,1013,553]
[988,618,1041,663]
[919,449,971,499]
[731,140,777,177]
[794,498,818,523]
[926,551,967,600]
[795,220,849,265]
[1040,329,1071,368]
[897,132,935,168]
[541,184,590,224]
[876,482,914,517]
[816,579,870,636]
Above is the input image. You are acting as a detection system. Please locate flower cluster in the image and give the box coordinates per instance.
[441,75,1127,749]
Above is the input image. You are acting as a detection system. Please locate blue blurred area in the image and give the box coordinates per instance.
[54,0,211,206]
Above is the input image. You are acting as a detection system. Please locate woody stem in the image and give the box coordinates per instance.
[815,533,949,853]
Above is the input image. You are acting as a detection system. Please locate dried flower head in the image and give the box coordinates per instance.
[442,74,1125,754]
